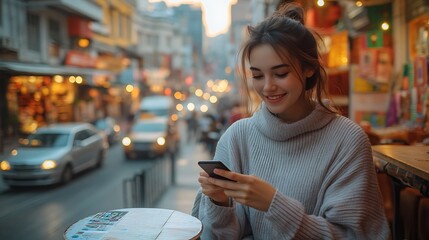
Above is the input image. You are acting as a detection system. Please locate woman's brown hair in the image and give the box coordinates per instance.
[236,2,338,115]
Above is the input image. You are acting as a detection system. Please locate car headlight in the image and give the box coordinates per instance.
[0,160,11,171]
[113,125,120,132]
[11,149,18,156]
[41,160,57,170]
[157,137,166,146]
[122,137,132,146]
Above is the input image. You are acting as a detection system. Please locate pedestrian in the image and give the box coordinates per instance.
[167,124,179,185]
[227,102,244,127]
[192,2,390,239]
[186,111,198,142]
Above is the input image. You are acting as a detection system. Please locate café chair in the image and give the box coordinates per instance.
[377,172,394,228]
[368,133,410,237]
[418,198,429,240]
[399,187,422,240]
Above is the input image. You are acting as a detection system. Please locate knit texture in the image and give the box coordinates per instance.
[192,103,390,239]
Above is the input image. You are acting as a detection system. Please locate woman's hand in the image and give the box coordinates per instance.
[198,171,230,206]
[200,169,277,212]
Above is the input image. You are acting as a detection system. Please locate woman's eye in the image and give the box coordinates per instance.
[252,75,263,79]
[275,73,288,78]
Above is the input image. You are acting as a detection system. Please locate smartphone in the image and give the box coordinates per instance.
[198,160,234,181]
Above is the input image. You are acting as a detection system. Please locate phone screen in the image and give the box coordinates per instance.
[198,160,233,181]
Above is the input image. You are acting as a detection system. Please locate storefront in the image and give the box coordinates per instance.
[348,2,393,128]
[0,61,118,135]
[405,0,429,131]
[365,0,429,144]
[6,75,76,134]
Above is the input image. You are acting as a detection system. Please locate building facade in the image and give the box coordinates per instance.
[0,0,203,149]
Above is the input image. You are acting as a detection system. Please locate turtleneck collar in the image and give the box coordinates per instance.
[251,102,337,141]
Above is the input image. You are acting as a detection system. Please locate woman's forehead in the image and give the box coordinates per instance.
[249,44,292,68]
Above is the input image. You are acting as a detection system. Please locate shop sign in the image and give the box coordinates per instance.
[366,31,384,48]
[65,50,97,68]
[68,17,92,38]
[96,55,124,72]
[406,0,429,21]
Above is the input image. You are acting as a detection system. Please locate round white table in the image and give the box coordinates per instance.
[64,208,202,240]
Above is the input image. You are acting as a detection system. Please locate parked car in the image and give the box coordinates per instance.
[93,117,120,145]
[122,117,175,159]
[0,123,107,187]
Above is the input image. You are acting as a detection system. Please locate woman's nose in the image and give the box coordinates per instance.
[263,76,276,91]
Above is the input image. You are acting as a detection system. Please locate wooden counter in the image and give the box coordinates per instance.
[372,145,429,240]
[372,145,429,182]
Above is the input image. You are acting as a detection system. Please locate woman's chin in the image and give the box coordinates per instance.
[266,105,283,116]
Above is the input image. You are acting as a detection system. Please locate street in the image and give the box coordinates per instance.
[0,122,207,240]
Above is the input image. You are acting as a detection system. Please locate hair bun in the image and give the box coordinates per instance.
[274,2,305,25]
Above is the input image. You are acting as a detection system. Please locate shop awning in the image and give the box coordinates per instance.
[26,0,103,22]
[0,61,116,85]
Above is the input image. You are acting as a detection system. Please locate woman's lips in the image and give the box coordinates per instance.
[265,93,286,104]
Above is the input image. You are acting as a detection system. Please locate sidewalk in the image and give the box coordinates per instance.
[154,123,210,215]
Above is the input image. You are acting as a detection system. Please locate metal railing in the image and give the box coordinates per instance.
[123,157,172,208]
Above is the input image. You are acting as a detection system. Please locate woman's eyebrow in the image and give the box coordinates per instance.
[271,64,289,70]
[249,64,289,71]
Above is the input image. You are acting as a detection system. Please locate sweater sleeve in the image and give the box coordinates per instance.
[264,128,390,239]
[191,125,253,239]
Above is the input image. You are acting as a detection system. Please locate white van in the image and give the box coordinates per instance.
[137,95,174,120]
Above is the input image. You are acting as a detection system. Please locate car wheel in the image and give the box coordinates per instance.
[61,165,73,184]
[95,151,104,168]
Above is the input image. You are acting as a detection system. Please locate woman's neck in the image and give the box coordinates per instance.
[276,101,315,123]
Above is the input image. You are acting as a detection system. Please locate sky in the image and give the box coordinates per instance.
[149,0,237,37]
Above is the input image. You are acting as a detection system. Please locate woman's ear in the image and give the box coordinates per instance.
[304,68,316,90]
[304,68,315,78]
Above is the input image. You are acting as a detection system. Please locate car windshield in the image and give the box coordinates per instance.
[21,133,70,148]
[141,109,169,117]
[132,122,166,132]
[95,120,108,129]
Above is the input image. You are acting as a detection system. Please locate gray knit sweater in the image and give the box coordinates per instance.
[192,103,390,239]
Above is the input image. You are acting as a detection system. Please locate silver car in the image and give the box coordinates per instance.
[0,123,107,187]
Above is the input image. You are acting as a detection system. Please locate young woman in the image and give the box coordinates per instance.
[192,2,390,239]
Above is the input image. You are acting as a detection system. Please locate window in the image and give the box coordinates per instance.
[120,15,126,38]
[110,10,116,38]
[48,19,61,57]
[22,133,70,148]
[84,129,96,137]
[74,130,90,142]
[27,13,40,51]
[167,37,171,48]
[152,35,159,48]
[48,19,61,44]
[132,122,167,133]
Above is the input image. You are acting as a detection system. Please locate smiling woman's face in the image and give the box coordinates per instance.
[249,44,311,122]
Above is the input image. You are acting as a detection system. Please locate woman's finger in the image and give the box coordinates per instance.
[208,176,239,190]
[213,169,252,183]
